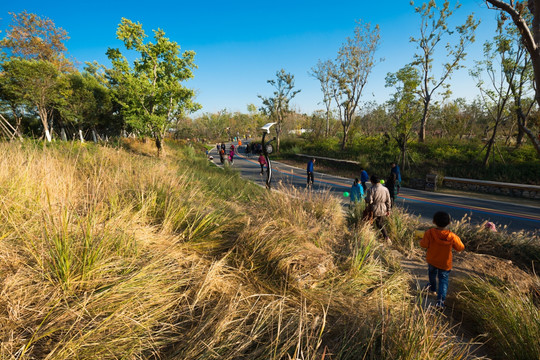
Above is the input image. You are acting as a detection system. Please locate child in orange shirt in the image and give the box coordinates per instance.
[420,211,465,307]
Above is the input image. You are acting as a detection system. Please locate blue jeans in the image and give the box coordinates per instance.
[428,264,450,305]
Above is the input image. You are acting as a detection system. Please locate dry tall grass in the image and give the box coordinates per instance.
[0,141,485,359]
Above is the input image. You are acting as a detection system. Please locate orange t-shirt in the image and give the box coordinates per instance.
[420,228,464,271]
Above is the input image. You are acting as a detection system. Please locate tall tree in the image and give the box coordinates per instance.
[0,11,72,71]
[386,65,422,169]
[484,0,540,155]
[309,59,333,137]
[0,58,64,141]
[410,0,479,142]
[106,18,200,156]
[258,69,300,153]
[495,12,537,150]
[470,39,514,167]
[330,20,380,150]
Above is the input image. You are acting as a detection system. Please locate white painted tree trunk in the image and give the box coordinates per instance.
[79,129,85,143]
[45,129,52,142]
[60,128,67,141]
[92,130,98,143]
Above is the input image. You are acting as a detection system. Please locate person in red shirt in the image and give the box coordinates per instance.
[420,211,465,308]
[258,153,267,175]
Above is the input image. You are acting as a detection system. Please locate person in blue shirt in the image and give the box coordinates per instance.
[307,158,316,187]
[350,178,364,203]
[391,163,402,194]
[360,168,369,193]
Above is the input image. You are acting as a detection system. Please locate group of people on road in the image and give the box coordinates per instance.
[353,163,401,208]
[216,143,236,165]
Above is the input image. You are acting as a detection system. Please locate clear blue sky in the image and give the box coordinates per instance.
[1,0,500,117]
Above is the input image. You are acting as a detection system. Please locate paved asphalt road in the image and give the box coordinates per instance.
[209,144,540,234]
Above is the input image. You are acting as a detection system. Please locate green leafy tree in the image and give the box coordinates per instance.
[386,65,422,169]
[330,20,380,150]
[60,71,114,136]
[258,69,300,153]
[0,68,26,136]
[106,18,200,155]
[1,58,64,141]
[247,103,266,135]
[410,0,479,142]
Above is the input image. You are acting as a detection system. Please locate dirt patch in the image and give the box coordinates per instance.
[453,252,535,290]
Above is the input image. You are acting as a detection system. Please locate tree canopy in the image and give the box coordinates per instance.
[106,18,200,154]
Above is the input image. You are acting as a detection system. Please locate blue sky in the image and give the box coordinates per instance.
[1,1,499,116]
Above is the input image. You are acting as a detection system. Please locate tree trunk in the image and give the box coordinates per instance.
[482,120,500,167]
[340,121,349,151]
[517,117,540,156]
[38,107,52,142]
[515,118,525,146]
[155,134,162,157]
[418,96,430,142]
[325,111,330,138]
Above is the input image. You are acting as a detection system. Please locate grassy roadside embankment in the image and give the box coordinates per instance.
[0,139,538,359]
[276,137,540,186]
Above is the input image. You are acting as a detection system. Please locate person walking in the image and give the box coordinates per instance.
[258,153,267,175]
[350,178,364,204]
[306,158,316,187]
[420,211,465,308]
[228,148,235,165]
[385,172,397,208]
[364,174,392,242]
[219,148,225,164]
[360,168,369,193]
[391,162,402,194]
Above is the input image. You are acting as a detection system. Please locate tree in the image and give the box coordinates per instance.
[386,65,422,169]
[484,0,540,156]
[309,59,333,137]
[247,103,266,135]
[330,20,380,150]
[410,0,479,142]
[0,58,64,141]
[356,101,390,136]
[0,11,72,71]
[432,98,474,140]
[0,69,26,136]
[193,110,231,140]
[60,71,114,137]
[258,69,300,153]
[495,14,537,148]
[106,18,200,155]
[470,39,514,167]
